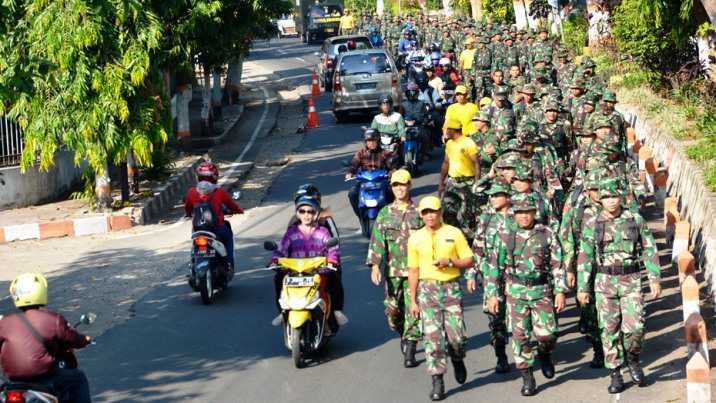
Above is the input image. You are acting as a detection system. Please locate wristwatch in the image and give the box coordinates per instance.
[448,259,454,268]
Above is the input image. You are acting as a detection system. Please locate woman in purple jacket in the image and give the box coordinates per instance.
[272,196,347,333]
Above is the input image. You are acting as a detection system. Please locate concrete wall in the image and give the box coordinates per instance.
[0,150,85,209]
[618,103,716,309]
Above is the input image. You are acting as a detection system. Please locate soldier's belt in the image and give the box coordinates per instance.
[597,264,641,276]
[507,273,549,286]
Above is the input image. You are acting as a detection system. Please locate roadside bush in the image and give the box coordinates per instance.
[611,0,667,66]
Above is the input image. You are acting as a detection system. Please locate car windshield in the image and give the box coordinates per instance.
[339,53,391,76]
[309,5,342,18]
[330,38,371,55]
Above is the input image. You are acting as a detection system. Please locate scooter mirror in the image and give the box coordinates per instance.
[80,312,97,325]
[232,191,242,201]
[324,237,339,248]
[263,241,278,251]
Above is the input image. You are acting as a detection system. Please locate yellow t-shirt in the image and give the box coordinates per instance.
[444,102,478,136]
[407,224,473,281]
[459,48,477,70]
[340,15,355,30]
[445,135,479,178]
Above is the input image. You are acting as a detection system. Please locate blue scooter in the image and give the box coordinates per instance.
[403,121,421,175]
[355,169,389,238]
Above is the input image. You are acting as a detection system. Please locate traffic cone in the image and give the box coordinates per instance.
[306,96,320,128]
[311,70,321,97]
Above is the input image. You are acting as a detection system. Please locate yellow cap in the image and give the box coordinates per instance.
[445,119,462,130]
[455,85,468,95]
[465,37,475,45]
[418,196,442,213]
[479,96,492,107]
[390,169,412,185]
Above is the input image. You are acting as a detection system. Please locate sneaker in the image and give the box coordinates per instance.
[271,314,283,327]
[334,310,349,326]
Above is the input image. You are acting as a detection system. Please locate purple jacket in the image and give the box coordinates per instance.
[273,225,340,265]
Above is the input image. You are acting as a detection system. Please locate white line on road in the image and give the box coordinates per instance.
[295,57,307,63]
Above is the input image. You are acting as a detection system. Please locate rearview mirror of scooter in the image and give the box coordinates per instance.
[79,312,97,326]
[324,237,339,248]
[263,241,278,251]
[232,191,242,201]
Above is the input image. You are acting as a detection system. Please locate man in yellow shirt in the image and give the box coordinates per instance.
[408,196,475,401]
[339,10,355,36]
[443,85,478,136]
[439,119,480,241]
[458,37,477,74]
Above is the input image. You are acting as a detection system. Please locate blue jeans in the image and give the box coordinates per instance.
[28,368,91,403]
[214,223,235,268]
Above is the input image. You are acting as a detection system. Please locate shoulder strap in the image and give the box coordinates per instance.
[16,312,57,355]
[506,227,517,269]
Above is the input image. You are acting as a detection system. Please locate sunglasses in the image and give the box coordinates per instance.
[297,209,316,215]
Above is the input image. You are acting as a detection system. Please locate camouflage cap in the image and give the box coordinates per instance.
[597,136,621,154]
[557,48,569,58]
[513,165,533,181]
[494,89,508,100]
[581,56,596,68]
[544,100,560,112]
[570,77,585,89]
[474,110,491,122]
[496,151,522,168]
[602,90,618,103]
[591,114,612,130]
[503,34,514,41]
[598,178,622,199]
[486,182,512,196]
[521,84,537,94]
[584,94,598,105]
[518,119,539,137]
[504,138,526,152]
[511,193,538,212]
[480,36,490,44]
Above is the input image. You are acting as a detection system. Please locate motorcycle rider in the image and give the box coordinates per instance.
[400,83,424,123]
[0,273,92,403]
[368,27,384,47]
[370,95,406,144]
[184,161,244,270]
[346,129,397,227]
[272,196,347,333]
[437,58,461,93]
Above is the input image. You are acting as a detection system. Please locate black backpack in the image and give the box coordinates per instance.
[192,192,218,231]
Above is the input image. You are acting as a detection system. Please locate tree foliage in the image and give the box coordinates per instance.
[481,0,514,22]
[0,0,288,196]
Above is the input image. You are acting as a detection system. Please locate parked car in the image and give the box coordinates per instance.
[317,35,373,92]
[331,49,401,122]
[275,14,298,38]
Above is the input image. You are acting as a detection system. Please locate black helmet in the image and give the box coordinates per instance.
[294,184,321,205]
[415,71,428,87]
[378,95,393,107]
[364,128,380,142]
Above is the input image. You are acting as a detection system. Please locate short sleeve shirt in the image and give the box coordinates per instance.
[408,224,473,281]
[445,102,479,136]
[445,135,479,178]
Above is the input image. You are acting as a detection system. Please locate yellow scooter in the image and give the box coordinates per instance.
[264,238,339,368]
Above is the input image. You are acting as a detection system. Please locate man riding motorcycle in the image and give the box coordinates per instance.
[346,129,396,227]
[400,83,424,123]
[0,273,92,403]
[184,161,244,269]
[370,95,406,144]
[272,196,347,334]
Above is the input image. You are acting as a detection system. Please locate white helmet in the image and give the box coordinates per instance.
[439,57,451,66]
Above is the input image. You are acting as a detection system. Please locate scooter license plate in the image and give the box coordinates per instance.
[285,276,315,287]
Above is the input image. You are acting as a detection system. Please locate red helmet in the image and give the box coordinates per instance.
[347,40,357,50]
[196,161,219,183]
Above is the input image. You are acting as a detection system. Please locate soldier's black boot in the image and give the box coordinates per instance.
[578,311,588,334]
[451,358,467,384]
[520,367,537,396]
[538,353,555,379]
[608,367,624,394]
[590,341,605,368]
[404,341,419,368]
[430,374,445,401]
[627,353,646,386]
[494,344,510,374]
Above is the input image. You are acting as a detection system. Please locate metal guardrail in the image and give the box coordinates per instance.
[0,117,23,168]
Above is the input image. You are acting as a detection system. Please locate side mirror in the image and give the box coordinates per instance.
[80,312,97,325]
[232,191,242,201]
[263,241,278,251]
[325,237,339,248]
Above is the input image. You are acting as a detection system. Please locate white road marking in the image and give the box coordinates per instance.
[295,57,307,63]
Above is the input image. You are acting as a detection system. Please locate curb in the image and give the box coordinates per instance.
[0,214,132,244]
[181,104,245,148]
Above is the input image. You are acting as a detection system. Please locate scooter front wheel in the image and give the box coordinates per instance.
[291,326,304,368]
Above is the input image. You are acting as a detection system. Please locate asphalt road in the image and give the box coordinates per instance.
[45,39,685,402]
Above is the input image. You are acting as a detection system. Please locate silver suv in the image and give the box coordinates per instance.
[331,49,401,123]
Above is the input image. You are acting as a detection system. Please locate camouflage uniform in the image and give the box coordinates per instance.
[489,101,516,142]
[471,40,492,99]
[443,177,478,241]
[418,280,466,375]
[486,193,566,370]
[576,180,661,370]
[367,202,424,341]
